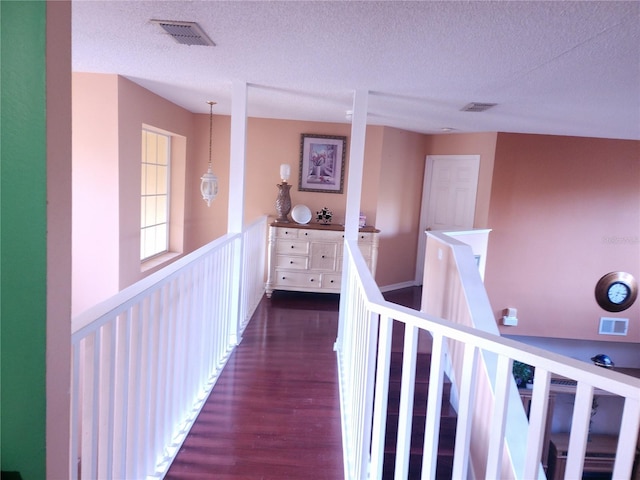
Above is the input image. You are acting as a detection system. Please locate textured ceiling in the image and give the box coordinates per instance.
[72,1,640,140]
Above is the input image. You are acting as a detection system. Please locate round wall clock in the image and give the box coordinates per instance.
[594,272,638,312]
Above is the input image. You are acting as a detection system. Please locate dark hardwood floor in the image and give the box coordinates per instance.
[166,288,422,479]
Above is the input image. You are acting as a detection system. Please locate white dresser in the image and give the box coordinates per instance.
[266,223,379,297]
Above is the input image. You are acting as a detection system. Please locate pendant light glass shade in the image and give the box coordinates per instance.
[200,167,218,207]
[200,100,218,206]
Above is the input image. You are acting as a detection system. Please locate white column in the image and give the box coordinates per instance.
[228,81,247,234]
[228,81,248,345]
[338,89,369,348]
[343,89,368,240]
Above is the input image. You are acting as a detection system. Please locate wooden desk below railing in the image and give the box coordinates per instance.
[519,367,640,474]
[548,433,639,480]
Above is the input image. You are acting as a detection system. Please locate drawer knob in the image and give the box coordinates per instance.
[321,255,325,258]
[290,261,293,264]
[310,278,314,282]
[330,280,334,283]
[291,245,294,249]
[282,276,286,280]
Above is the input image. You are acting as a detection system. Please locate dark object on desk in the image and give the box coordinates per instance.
[591,354,615,368]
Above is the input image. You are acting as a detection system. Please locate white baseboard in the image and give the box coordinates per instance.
[378,280,418,293]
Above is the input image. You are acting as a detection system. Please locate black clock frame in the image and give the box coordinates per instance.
[594,271,638,312]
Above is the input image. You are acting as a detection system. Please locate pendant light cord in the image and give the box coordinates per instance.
[207,101,215,170]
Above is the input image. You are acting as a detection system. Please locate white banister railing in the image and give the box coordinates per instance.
[70,216,267,479]
[238,216,267,335]
[336,236,640,480]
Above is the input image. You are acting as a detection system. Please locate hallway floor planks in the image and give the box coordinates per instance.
[166,291,345,479]
[166,288,421,479]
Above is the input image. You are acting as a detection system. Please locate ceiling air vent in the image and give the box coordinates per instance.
[151,20,215,47]
[461,102,497,112]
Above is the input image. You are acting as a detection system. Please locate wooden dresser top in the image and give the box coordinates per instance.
[270,222,379,233]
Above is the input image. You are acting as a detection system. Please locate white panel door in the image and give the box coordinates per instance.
[415,155,480,284]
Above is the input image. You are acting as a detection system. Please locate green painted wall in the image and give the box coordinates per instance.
[1,2,48,478]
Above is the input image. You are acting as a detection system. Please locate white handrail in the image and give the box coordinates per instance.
[70,216,267,479]
[336,236,640,480]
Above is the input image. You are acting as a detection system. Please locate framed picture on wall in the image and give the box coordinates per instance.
[298,134,347,193]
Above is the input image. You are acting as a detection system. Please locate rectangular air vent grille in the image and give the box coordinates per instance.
[598,317,628,336]
[151,20,215,47]
[461,102,497,112]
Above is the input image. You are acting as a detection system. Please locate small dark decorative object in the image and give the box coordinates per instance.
[316,207,333,225]
[591,354,614,368]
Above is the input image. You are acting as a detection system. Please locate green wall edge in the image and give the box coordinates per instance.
[1,2,48,478]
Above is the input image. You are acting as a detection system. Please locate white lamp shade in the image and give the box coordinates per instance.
[280,163,291,182]
[200,168,218,207]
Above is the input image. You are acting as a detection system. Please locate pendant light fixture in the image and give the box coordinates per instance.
[200,100,219,206]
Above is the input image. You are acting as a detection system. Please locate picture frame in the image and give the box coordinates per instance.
[298,134,347,193]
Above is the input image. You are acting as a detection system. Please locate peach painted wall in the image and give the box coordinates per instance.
[72,74,197,315]
[116,76,195,287]
[190,117,424,288]
[375,127,427,287]
[189,117,362,248]
[71,75,502,312]
[425,132,498,228]
[361,125,385,228]
[240,120,428,288]
[187,114,231,250]
[246,118,353,223]
[72,73,120,315]
[485,133,640,342]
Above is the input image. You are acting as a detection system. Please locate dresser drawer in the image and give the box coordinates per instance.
[274,270,320,288]
[298,228,344,241]
[275,239,309,255]
[275,255,308,270]
[309,242,338,270]
[274,227,300,239]
[357,232,375,243]
[322,273,342,289]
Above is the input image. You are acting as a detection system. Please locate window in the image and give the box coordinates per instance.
[141,129,170,261]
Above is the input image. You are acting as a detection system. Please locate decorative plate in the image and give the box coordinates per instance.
[291,204,312,224]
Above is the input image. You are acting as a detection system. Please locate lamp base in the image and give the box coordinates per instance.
[275,182,292,223]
